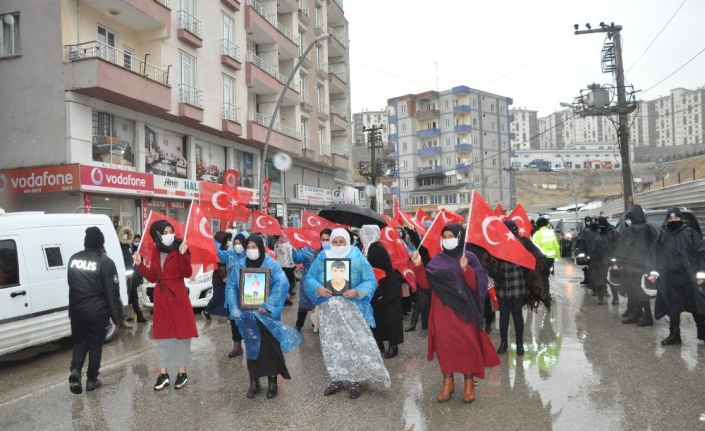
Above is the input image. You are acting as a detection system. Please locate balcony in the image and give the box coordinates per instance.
[245,0,298,57]
[245,51,300,104]
[332,153,350,170]
[247,111,301,153]
[82,1,170,33]
[417,128,441,139]
[416,166,444,178]
[221,103,242,136]
[298,2,311,25]
[388,114,397,123]
[302,147,315,160]
[454,124,472,133]
[416,109,439,121]
[315,18,326,36]
[330,106,348,131]
[300,92,313,112]
[454,143,473,152]
[328,65,348,95]
[177,10,202,48]
[316,61,328,80]
[453,104,472,114]
[452,85,471,94]
[317,101,330,119]
[455,163,472,172]
[328,27,348,56]
[178,83,204,122]
[64,41,171,114]
[221,0,241,11]
[417,146,442,157]
[388,133,398,141]
[327,0,345,25]
[221,39,242,71]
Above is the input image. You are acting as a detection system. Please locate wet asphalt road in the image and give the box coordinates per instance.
[1,259,705,431]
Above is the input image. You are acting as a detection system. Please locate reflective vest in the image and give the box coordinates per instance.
[532,227,560,259]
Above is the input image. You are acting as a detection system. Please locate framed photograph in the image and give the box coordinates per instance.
[239,268,271,310]
[324,258,352,296]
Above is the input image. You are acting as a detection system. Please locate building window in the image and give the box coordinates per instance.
[222,74,237,121]
[445,194,457,204]
[0,12,20,58]
[0,240,19,286]
[97,25,118,63]
[404,179,409,187]
[123,46,135,71]
[180,50,197,87]
[401,105,406,114]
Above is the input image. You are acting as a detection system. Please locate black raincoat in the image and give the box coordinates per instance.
[614,205,659,301]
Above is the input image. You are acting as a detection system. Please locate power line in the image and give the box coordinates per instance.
[626,0,687,73]
[641,45,705,95]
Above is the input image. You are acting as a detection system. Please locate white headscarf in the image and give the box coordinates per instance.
[360,225,381,255]
[325,228,351,258]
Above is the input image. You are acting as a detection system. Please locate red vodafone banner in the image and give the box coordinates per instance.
[0,164,80,194]
[80,165,153,196]
[261,179,272,214]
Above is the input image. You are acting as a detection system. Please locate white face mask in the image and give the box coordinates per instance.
[161,233,175,247]
[625,219,632,227]
[442,237,459,251]
[332,245,347,254]
[246,249,260,261]
[321,240,331,249]
[234,244,244,254]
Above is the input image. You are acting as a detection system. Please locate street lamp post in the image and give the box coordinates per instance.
[258,33,330,221]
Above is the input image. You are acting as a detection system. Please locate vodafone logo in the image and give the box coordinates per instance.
[81,166,151,192]
[0,173,6,192]
[91,168,104,185]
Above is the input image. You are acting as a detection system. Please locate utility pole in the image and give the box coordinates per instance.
[573,22,636,212]
[358,125,385,213]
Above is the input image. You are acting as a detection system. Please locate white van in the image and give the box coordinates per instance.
[0,212,129,357]
[138,269,214,309]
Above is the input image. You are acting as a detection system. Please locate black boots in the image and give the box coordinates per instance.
[610,286,619,305]
[246,378,261,398]
[266,376,278,399]
[69,369,82,395]
[637,303,653,326]
[384,345,399,359]
[349,382,362,399]
[496,339,508,355]
[85,378,102,392]
[516,342,525,356]
[323,381,344,396]
[661,325,682,345]
[622,307,641,324]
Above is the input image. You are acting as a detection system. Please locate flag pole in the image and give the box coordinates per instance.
[136,210,154,256]
[183,200,194,243]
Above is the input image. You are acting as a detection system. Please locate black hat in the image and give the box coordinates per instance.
[667,207,682,218]
[597,216,609,227]
[84,227,105,250]
[536,217,549,228]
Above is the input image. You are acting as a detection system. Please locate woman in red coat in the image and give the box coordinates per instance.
[134,220,197,391]
[411,224,499,403]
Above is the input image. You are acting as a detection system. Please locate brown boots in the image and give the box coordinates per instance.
[462,377,475,403]
[437,376,455,402]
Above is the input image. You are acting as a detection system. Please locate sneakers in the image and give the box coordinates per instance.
[174,373,188,390]
[201,310,211,321]
[86,378,102,392]
[154,373,170,391]
[69,369,82,395]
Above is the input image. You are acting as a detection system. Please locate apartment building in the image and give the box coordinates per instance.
[0,0,354,230]
[387,86,513,213]
[509,108,538,150]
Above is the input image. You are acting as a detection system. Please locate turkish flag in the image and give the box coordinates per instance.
[184,202,219,278]
[383,214,399,229]
[302,210,329,231]
[379,226,416,291]
[222,169,240,191]
[199,181,250,221]
[494,203,506,217]
[392,196,427,235]
[251,211,282,236]
[415,208,432,224]
[417,208,460,258]
[137,211,185,266]
[507,203,532,238]
[466,191,536,270]
[283,227,321,250]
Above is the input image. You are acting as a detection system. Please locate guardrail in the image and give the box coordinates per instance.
[249,111,301,139]
[221,39,241,62]
[246,51,300,92]
[222,103,240,122]
[246,0,297,44]
[179,83,203,107]
[177,10,202,37]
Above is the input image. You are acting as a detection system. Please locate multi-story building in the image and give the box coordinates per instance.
[509,108,539,150]
[387,86,513,213]
[0,0,355,230]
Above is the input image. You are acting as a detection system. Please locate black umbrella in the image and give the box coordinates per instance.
[318,204,387,228]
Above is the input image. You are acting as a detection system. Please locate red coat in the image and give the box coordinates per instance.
[413,263,500,378]
[136,250,198,340]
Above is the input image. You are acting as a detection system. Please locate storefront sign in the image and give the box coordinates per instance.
[261,179,272,213]
[141,197,150,228]
[147,199,189,209]
[153,175,199,200]
[295,184,332,203]
[332,186,359,205]
[0,164,80,194]
[80,165,153,196]
[83,193,92,213]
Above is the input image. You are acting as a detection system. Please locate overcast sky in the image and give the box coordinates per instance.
[344,0,705,116]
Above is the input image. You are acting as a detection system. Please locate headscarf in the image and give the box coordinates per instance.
[325,228,351,258]
[149,220,180,253]
[234,231,248,246]
[84,227,105,251]
[360,225,381,255]
[536,217,549,229]
[441,224,465,259]
[367,242,394,278]
[245,234,266,268]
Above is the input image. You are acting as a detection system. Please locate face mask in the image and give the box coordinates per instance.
[667,220,683,231]
[246,249,260,260]
[132,242,140,248]
[234,244,244,254]
[625,219,632,227]
[122,234,128,241]
[442,238,459,250]
[332,245,347,254]
[161,233,175,247]
[321,241,331,249]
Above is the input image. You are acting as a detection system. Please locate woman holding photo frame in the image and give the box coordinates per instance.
[304,228,390,399]
[224,234,302,399]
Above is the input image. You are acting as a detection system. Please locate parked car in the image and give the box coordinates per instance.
[138,269,214,309]
[0,212,129,357]
[555,218,584,258]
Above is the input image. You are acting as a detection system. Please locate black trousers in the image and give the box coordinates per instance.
[409,288,431,329]
[499,298,524,344]
[283,267,296,294]
[295,310,308,329]
[230,319,243,342]
[128,278,143,317]
[70,312,109,379]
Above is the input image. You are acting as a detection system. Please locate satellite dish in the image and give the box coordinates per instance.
[273,152,293,171]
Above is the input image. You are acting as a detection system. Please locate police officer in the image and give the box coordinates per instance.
[67,227,124,394]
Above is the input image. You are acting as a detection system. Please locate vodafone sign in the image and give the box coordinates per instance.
[0,164,80,194]
[80,165,153,196]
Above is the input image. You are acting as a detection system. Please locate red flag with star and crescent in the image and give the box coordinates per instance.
[393,195,427,235]
[251,211,282,236]
[415,208,432,225]
[494,203,506,218]
[283,227,321,250]
[301,210,329,231]
[507,203,532,238]
[199,181,251,221]
[137,211,185,267]
[466,191,535,270]
[418,208,463,258]
[183,202,220,279]
[379,226,416,291]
